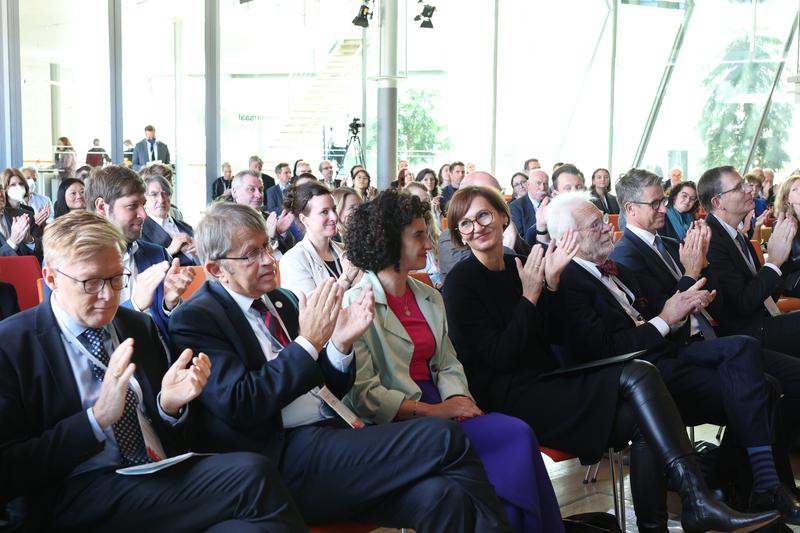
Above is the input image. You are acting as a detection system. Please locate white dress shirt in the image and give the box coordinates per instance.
[220,283,353,428]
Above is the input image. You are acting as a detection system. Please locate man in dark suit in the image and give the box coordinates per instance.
[169,202,510,532]
[266,162,293,215]
[699,165,800,357]
[509,168,548,239]
[523,163,587,245]
[248,155,276,198]
[141,174,198,266]
[0,210,305,532]
[132,125,170,171]
[86,165,195,343]
[231,170,296,255]
[440,161,466,213]
[549,191,800,524]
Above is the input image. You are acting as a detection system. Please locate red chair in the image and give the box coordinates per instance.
[608,214,620,231]
[36,277,45,304]
[180,266,206,300]
[0,256,42,310]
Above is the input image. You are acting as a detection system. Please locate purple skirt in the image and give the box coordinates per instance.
[417,380,564,533]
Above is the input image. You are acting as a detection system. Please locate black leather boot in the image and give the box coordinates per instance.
[668,456,779,533]
[629,434,668,533]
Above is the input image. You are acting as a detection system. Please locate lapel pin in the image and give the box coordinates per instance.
[275,301,283,309]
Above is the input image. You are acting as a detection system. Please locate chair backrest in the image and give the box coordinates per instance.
[613,231,623,243]
[181,266,206,300]
[608,214,620,231]
[0,256,42,310]
[409,271,434,288]
[36,278,44,304]
[440,217,448,230]
[751,240,765,266]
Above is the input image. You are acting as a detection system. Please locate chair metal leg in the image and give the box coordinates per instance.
[716,425,725,441]
[583,463,596,484]
[688,426,695,445]
[610,449,626,532]
[591,461,600,482]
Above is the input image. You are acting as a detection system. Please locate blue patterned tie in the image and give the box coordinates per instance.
[81,328,151,466]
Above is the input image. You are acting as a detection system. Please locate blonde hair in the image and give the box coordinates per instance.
[43,210,126,270]
[405,181,441,262]
[331,187,361,240]
[774,174,800,217]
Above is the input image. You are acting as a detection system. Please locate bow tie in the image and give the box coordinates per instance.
[597,260,618,278]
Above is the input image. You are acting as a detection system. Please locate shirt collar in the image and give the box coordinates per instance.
[572,256,603,280]
[149,214,170,227]
[527,193,541,208]
[711,213,740,240]
[625,223,657,247]
[219,282,278,316]
[50,292,102,338]
[123,240,139,261]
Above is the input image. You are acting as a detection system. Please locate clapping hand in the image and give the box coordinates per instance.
[92,338,137,430]
[166,233,192,256]
[544,228,579,290]
[331,283,375,353]
[658,277,716,325]
[159,349,212,416]
[766,212,797,268]
[298,278,343,352]
[132,261,169,310]
[516,244,546,305]
[34,204,50,227]
[276,210,295,236]
[163,258,196,310]
[7,215,30,247]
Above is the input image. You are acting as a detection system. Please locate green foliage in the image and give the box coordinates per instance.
[699,35,792,171]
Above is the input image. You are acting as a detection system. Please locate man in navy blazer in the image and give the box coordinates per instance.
[699,165,800,358]
[169,202,510,531]
[131,125,170,171]
[141,174,199,266]
[549,191,800,523]
[86,165,195,343]
[0,211,304,532]
[266,162,293,215]
[510,168,548,239]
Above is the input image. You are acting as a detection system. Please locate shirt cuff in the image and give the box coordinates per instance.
[162,298,179,315]
[6,240,17,251]
[156,392,189,426]
[764,262,782,276]
[87,407,107,442]
[295,335,319,361]
[648,316,670,337]
[324,341,354,372]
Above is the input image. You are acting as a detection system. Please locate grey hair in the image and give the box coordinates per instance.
[615,168,663,208]
[547,190,594,242]
[21,167,38,178]
[195,202,266,264]
[143,174,172,196]
[232,169,261,190]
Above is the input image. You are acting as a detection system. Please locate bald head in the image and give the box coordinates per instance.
[461,171,501,190]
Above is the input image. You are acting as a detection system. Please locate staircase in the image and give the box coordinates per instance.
[265,39,362,168]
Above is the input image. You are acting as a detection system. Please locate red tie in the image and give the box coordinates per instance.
[251,299,291,348]
[597,260,619,278]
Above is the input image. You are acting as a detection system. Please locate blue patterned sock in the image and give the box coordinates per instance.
[748,445,780,493]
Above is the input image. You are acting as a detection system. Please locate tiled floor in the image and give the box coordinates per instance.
[373,424,800,532]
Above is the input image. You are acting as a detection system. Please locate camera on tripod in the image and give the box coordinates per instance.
[349,117,364,136]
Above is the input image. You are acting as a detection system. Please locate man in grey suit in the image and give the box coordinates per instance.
[132,125,170,171]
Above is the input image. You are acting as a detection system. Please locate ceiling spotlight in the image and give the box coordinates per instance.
[352,2,372,28]
[414,2,436,28]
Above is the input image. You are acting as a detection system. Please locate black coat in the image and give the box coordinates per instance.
[141,216,199,266]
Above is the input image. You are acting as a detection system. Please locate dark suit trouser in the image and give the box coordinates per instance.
[656,335,772,448]
[740,311,800,358]
[280,416,511,533]
[52,452,306,533]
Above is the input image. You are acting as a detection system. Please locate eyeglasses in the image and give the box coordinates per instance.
[146,191,170,199]
[57,269,131,294]
[217,244,273,265]
[578,213,610,233]
[716,180,751,198]
[629,197,668,210]
[512,181,527,189]
[457,210,494,235]
[677,191,697,203]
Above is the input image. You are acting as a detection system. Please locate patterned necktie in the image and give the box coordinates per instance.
[252,299,291,348]
[597,259,619,278]
[653,235,681,278]
[734,232,757,274]
[81,328,151,466]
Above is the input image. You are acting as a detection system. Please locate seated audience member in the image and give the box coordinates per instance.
[21,167,55,223]
[168,202,511,532]
[86,165,195,343]
[280,182,360,297]
[774,173,800,296]
[417,167,441,208]
[141,175,199,266]
[318,160,338,188]
[54,136,77,179]
[391,168,411,190]
[248,155,276,198]
[405,182,443,287]
[231,169,296,256]
[266,162,293,215]
[658,180,700,242]
[293,159,312,180]
[352,168,377,201]
[510,172,528,201]
[439,172,529,282]
[701,166,800,356]
[0,281,19,319]
[343,190,563,532]
[510,169,549,241]
[54,177,86,218]
[442,186,776,533]
[589,167,620,215]
[763,168,777,206]
[331,187,362,244]
[440,161,466,213]
[550,190,800,523]
[139,163,183,222]
[75,165,92,181]
[438,163,451,189]
[746,172,769,218]
[0,211,304,532]
[523,163,585,245]
[0,169,41,260]
[211,162,233,200]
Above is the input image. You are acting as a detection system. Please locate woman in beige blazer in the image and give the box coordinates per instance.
[279,181,361,297]
[342,189,564,533]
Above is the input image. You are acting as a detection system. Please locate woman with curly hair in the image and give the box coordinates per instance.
[279,181,361,297]
[342,189,563,533]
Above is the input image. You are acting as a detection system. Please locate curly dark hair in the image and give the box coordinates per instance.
[345,189,431,272]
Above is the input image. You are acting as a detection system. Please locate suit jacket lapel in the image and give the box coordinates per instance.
[208,282,266,363]
[572,262,630,318]
[708,215,756,279]
[369,279,413,347]
[624,230,678,282]
[35,299,83,411]
[110,311,160,419]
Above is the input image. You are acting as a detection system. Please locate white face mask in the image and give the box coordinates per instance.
[7,185,26,203]
[26,179,35,190]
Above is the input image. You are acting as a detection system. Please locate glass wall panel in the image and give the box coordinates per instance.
[640,0,798,182]
[121,0,205,224]
[19,0,110,197]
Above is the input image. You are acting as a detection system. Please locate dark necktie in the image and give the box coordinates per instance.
[80,328,151,466]
[252,299,291,348]
[653,235,680,277]
[597,259,619,278]
[735,232,757,273]
[149,141,155,161]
